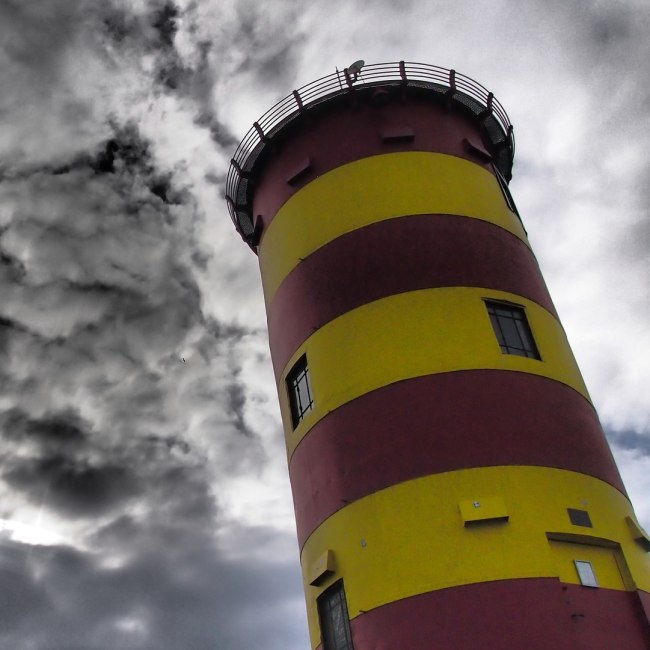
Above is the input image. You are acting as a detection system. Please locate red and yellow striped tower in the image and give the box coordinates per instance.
[226,61,650,649]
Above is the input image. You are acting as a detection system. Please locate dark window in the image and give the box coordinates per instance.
[568,508,593,528]
[492,164,520,215]
[317,580,354,650]
[486,301,540,360]
[287,354,314,428]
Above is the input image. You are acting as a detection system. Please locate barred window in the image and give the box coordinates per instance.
[486,301,540,360]
[287,354,314,428]
[317,580,354,650]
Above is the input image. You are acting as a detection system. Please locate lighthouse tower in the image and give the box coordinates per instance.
[225,61,650,649]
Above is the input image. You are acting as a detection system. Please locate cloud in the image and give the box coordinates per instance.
[5,455,139,518]
[0,520,306,650]
[608,428,650,458]
[0,0,305,640]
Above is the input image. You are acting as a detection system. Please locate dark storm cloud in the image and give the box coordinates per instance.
[0,1,314,649]
[98,0,242,151]
[0,245,27,283]
[100,0,180,54]
[0,0,83,72]
[195,110,240,150]
[4,455,139,517]
[0,399,299,648]
[0,0,115,167]
[229,1,306,91]
[589,11,632,49]
[0,407,88,445]
[86,123,185,207]
[0,522,305,650]
[608,429,650,458]
[151,1,180,48]
[225,377,257,439]
[0,51,284,642]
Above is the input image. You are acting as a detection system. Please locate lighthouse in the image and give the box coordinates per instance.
[225,61,650,649]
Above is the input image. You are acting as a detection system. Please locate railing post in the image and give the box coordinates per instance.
[293,90,305,113]
[230,158,250,179]
[253,121,268,143]
[399,60,407,84]
[230,158,243,176]
[445,69,456,110]
[478,92,494,122]
[448,69,456,91]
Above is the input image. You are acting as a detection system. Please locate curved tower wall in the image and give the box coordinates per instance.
[227,63,650,649]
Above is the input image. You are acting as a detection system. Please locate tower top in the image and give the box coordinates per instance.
[225,60,515,245]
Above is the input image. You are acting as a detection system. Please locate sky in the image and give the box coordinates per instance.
[0,0,649,648]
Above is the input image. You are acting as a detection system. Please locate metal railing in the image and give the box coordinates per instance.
[225,61,514,240]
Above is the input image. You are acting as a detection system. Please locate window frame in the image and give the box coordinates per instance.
[491,163,524,228]
[317,579,354,650]
[286,354,314,428]
[485,300,541,360]
[574,560,599,588]
[567,508,593,528]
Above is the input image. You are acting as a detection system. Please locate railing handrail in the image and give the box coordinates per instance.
[225,61,514,242]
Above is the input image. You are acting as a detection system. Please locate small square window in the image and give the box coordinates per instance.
[486,301,540,360]
[317,580,354,650]
[575,560,599,588]
[567,508,593,528]
[287,354,314,428]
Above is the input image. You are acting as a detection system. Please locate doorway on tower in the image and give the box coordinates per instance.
[547,534,650,648]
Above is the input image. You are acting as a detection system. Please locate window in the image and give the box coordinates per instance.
[567,508,593,528]
[492,164,521,215]
[317,580,354,650]
[574,560,599,588]
[286,354,314,428]
[486,301,540,360]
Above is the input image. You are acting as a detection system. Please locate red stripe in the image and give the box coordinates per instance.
[314,581,650,650]
[289,371,625,547]
[253,99,493,226]
[268,215,555,378]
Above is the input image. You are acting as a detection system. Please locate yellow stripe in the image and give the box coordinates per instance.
[301,466,650,647]
[259,152,528,303]
[280,288,588,456]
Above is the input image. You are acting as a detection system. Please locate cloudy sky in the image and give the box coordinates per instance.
[0,1,648,648]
